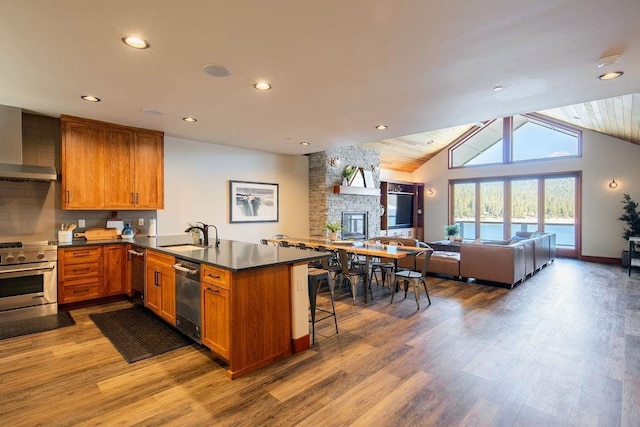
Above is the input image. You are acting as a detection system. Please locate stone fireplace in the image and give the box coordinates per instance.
[308,147,381,239]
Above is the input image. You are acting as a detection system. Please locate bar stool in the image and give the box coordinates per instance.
[308,267,338,344]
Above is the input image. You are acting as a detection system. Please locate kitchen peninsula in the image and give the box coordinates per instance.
[59,236,326,379]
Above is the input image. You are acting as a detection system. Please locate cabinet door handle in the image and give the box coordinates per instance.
[135,193,139,204]
[206,287,220,294]
[131,192,134,204]
[67,190,70,204]
[207,274,221,279]
[154,271,160,286]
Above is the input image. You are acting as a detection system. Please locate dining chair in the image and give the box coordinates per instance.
[391,248,434,309]
[337,248,372,305]
[370,241,402,289]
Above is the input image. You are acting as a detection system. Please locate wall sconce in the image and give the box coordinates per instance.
[328,157,340,167]
[427,188,434,196]
[609,178,618,189]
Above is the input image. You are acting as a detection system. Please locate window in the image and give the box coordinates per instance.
[453,182,476,239]
[450,119,504,167]
[544,177,576,247]
[450,173,580,256]
[512,115,579,161]
[511,179,538,234]
[449,114,581,168]
[480,181,504,240]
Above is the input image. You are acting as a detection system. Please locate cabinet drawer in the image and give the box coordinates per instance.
[60,279,102,303]
[60,247,102,263]
[62,261,101,280]
[202,265,230,289]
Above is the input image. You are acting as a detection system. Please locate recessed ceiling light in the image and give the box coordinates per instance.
[142,109,164,115]
[375,125,388,130]
[254,81,271,91]
[122,36,150,49]
[182,117,197,122]
[203,64,232,77]
[81,95,100,102]
[493,85,504,92]
[300,141,310,146]
[598,71,623,81]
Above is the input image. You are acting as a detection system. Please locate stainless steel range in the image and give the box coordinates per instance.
[0,240,58,322]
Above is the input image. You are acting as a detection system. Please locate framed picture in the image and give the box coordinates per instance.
[229,180,279,223]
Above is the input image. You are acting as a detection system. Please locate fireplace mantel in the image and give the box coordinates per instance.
[332,185,380,196]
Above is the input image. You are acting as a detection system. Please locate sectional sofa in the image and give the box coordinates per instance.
[376,232,556,289]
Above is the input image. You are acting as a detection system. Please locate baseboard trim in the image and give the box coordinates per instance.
[579,255,621,265]
[292,335,310,353]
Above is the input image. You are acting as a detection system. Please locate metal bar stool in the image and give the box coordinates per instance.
[308,267,338,344]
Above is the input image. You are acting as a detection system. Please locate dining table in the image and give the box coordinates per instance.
[267,237,421,303]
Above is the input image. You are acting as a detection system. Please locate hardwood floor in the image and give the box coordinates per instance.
[1,258,639,426]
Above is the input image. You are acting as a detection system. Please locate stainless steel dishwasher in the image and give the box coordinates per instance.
[173,258,201,343]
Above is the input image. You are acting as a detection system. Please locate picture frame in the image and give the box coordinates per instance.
[363,170,375,188]
[229,180,279,223]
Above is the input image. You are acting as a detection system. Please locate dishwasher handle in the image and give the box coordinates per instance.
[127,249,145,257]
[172,263,199,275]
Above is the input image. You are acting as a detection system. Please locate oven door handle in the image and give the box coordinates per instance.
[0,265,56,277]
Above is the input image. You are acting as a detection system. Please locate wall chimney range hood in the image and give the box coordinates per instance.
[0,105,57,181]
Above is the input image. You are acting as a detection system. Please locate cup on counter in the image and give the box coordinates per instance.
[58,230,72,243]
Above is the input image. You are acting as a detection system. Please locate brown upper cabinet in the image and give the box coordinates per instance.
[61,115,164,210]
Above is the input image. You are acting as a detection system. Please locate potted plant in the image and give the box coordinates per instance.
[619,193,640,266]
[326,219,342,241]
[443,224,460,241]
[341,165,358,185]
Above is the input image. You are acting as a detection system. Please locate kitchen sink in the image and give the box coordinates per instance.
[160,244,206,251]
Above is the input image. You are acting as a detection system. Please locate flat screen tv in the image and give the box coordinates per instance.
[387,193,414,229]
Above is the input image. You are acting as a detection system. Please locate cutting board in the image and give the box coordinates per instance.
[74,228,118,240]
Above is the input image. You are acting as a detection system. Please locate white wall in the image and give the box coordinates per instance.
[158,136,309,243]
[406,129,640,259]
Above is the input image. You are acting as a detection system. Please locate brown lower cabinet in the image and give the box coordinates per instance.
[145,249,176,325]
[200,263,292,379]
[58,246,103,304]
[58,245,127,304]
[201,265,231,360]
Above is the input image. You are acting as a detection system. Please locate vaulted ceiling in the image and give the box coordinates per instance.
[0,2,639,163]
[363,93,640,173]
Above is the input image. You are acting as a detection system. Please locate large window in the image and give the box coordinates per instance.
[453,182,476,239]
[450,114,581,168]
[450,173,580,256]
[544,177,576,247]
[480,181,504,240]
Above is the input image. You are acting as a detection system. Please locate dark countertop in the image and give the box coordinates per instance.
[58,235,328,272]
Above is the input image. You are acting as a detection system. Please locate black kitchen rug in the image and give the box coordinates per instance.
[89,305,191,363]
[0,311,75,341]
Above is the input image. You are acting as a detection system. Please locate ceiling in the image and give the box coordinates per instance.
[1,1,639,167]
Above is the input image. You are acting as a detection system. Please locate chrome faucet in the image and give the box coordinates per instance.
[184,222,220,247]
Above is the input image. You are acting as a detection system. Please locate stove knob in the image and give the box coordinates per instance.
[5,254,15,262]
[37,253,46,260]
[17,254,26,262]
